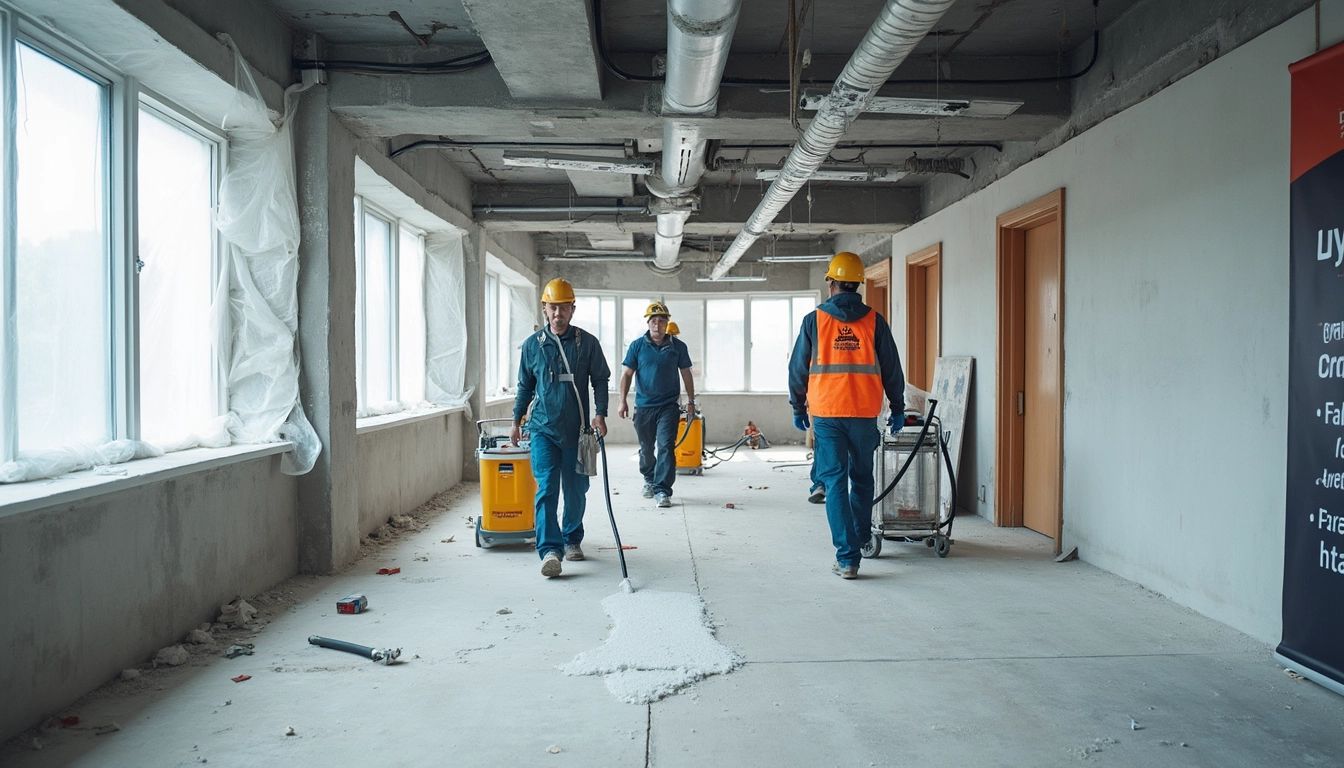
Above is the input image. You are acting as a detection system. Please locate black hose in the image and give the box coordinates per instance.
[596,435,629,581]
[871,399,939,507]
[293,50,493,75]
[939,430,957,538]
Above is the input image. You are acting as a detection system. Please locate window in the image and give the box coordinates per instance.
[2,30,227,461]
[484,258,535,398]
[137,106,220,443]
[355,198,426,411]
[574,291,817,393]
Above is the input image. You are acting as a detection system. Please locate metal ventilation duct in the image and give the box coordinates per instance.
[710,0,956,279]
[652,0,741,270]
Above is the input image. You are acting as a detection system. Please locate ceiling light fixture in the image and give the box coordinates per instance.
[759,254,832,263]
[754,167,909,183]
[501,152,655,175]
[695,275,768,283]
[799,93,1024,119]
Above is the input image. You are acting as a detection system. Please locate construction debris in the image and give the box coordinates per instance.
[154,645,190,667]
[217,598,258,627]
[224,644,254,659]
[119,668,141,681]
[186,628,214,645]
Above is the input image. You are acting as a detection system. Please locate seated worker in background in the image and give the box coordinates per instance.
[743,421,770,449]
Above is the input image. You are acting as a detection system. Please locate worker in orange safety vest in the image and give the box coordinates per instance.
[787,252,905,579]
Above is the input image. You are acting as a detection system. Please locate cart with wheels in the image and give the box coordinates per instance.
[474,418,536,549]
[864,408,956,559]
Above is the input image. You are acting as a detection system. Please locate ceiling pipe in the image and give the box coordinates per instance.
[650,0,742,270]
[472,204,647,215]
[710,0,956,280]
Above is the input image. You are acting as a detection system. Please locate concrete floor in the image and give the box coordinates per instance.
[4,445,1342,767]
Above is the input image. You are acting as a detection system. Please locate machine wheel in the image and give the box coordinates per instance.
[693,467,704,476]
[861,536,882,558]
[474,518,482,548]
[925,537,936,548]
[934,536,951,558]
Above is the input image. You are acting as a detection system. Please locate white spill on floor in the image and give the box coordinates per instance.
[561,590,742,704]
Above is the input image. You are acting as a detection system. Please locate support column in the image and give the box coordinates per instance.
[462,229,487,482]
[294,86,360,573]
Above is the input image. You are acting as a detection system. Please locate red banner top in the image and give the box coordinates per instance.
[1290,41,1344,182]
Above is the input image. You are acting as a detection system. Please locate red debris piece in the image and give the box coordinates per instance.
[231,674,252,683]
[376,567,401,575]
[724,502,736,509]
[59,715,80,728]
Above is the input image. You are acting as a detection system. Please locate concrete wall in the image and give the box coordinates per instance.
[0,455,298,739]
[356,412,467,535]
[888,8,1342,643]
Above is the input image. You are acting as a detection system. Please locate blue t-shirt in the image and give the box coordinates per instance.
[622,332,692,409]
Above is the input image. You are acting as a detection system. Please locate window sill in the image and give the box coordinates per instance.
[0,442,294,520]
[356,405,466,435]
[484,395,515,408]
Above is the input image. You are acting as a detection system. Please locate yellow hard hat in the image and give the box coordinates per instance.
[643,301,670,319]
[541,278,576,304]
[825,251,865,283]
[667,321,681,335]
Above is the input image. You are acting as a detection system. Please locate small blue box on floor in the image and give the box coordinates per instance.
[337,594,368,614]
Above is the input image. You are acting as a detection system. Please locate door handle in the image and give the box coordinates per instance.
[1017,391,1024,416]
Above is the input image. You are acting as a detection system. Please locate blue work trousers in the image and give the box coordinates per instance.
[812,416,881,568]
[633,403,680,496]
[530,432,589,558]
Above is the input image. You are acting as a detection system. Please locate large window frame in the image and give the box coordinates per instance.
[0,11,228,460]
[484,258,535,399]
[354,195,427,411]
[574,290,819,393]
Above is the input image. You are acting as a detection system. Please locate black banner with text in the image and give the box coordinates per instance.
[1280,41,1344,693]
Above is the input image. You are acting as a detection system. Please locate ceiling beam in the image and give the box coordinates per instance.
[460,0,603,101]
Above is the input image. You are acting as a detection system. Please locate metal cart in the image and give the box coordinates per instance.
[863,406,957,559]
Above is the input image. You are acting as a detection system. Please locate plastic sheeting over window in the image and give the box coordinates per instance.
[213,37,319,474]
[424,232,472,408]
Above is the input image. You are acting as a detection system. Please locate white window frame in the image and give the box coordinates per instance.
[574,289,819,393]
[0,10,227,459]
[354,195,430,412]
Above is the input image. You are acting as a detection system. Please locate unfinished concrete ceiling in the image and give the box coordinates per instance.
[266,0,1144,262]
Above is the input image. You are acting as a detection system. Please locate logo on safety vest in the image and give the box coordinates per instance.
[833,325,861,351]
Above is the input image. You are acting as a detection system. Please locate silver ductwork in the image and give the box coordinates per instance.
[651,0,741,270]
[710,0,956,279]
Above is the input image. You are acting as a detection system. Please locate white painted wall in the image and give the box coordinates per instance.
[889,8,1343,643]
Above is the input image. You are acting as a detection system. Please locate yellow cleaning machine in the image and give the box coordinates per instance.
[674,408,704,476]
[474,418,536,548]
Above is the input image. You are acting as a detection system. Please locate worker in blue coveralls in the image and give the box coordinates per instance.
[511,278,610,579]
[617,301,696,509]
[788,252,905,580]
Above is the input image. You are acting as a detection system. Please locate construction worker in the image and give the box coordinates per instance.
[788,252,905,579]
[618,301,695,508]
[512,278,611,578]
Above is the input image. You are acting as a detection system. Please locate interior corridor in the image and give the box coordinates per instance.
[4,446,1339,767]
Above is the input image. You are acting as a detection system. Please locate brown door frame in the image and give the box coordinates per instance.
[866,256,892,318]
[905,243,941,390]
[995,189,1064,549]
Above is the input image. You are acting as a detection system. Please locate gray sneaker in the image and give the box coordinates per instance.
[541,551,562,578]
[642,484,655,498]
[831,562,858,579]
[654,493,671,508]
[564,544,585,561]
[808,488,825,504]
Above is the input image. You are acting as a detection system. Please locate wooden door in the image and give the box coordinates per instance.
[865,257,891,321]
[1022,224,1061,536]
[995,190,1064,550]
[905,244,941,391]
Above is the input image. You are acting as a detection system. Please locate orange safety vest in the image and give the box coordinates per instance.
[808,310,884,418]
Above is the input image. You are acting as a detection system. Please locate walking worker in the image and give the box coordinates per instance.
[617,301,695,508]
[512,277,611,578]
[788,252,905,580]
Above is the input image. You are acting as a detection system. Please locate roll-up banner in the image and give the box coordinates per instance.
[1279,40,1344,698]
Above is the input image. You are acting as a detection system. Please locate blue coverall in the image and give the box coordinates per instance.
[514,325,610,559]
[622,332,693,497]
[788,291,905,570]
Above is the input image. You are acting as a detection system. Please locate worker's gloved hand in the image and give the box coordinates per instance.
[793,413,810,432]
[887,413,903,436]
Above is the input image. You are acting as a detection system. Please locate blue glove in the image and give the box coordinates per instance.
[887,413,903,435]
[793,413,810,432]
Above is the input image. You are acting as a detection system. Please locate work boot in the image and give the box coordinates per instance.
[541,551,562,578]
[831,562,858,580]
[808,487,825,504]
[642,484,655,499]
[564,544,585,561]
[655,493,671,508]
